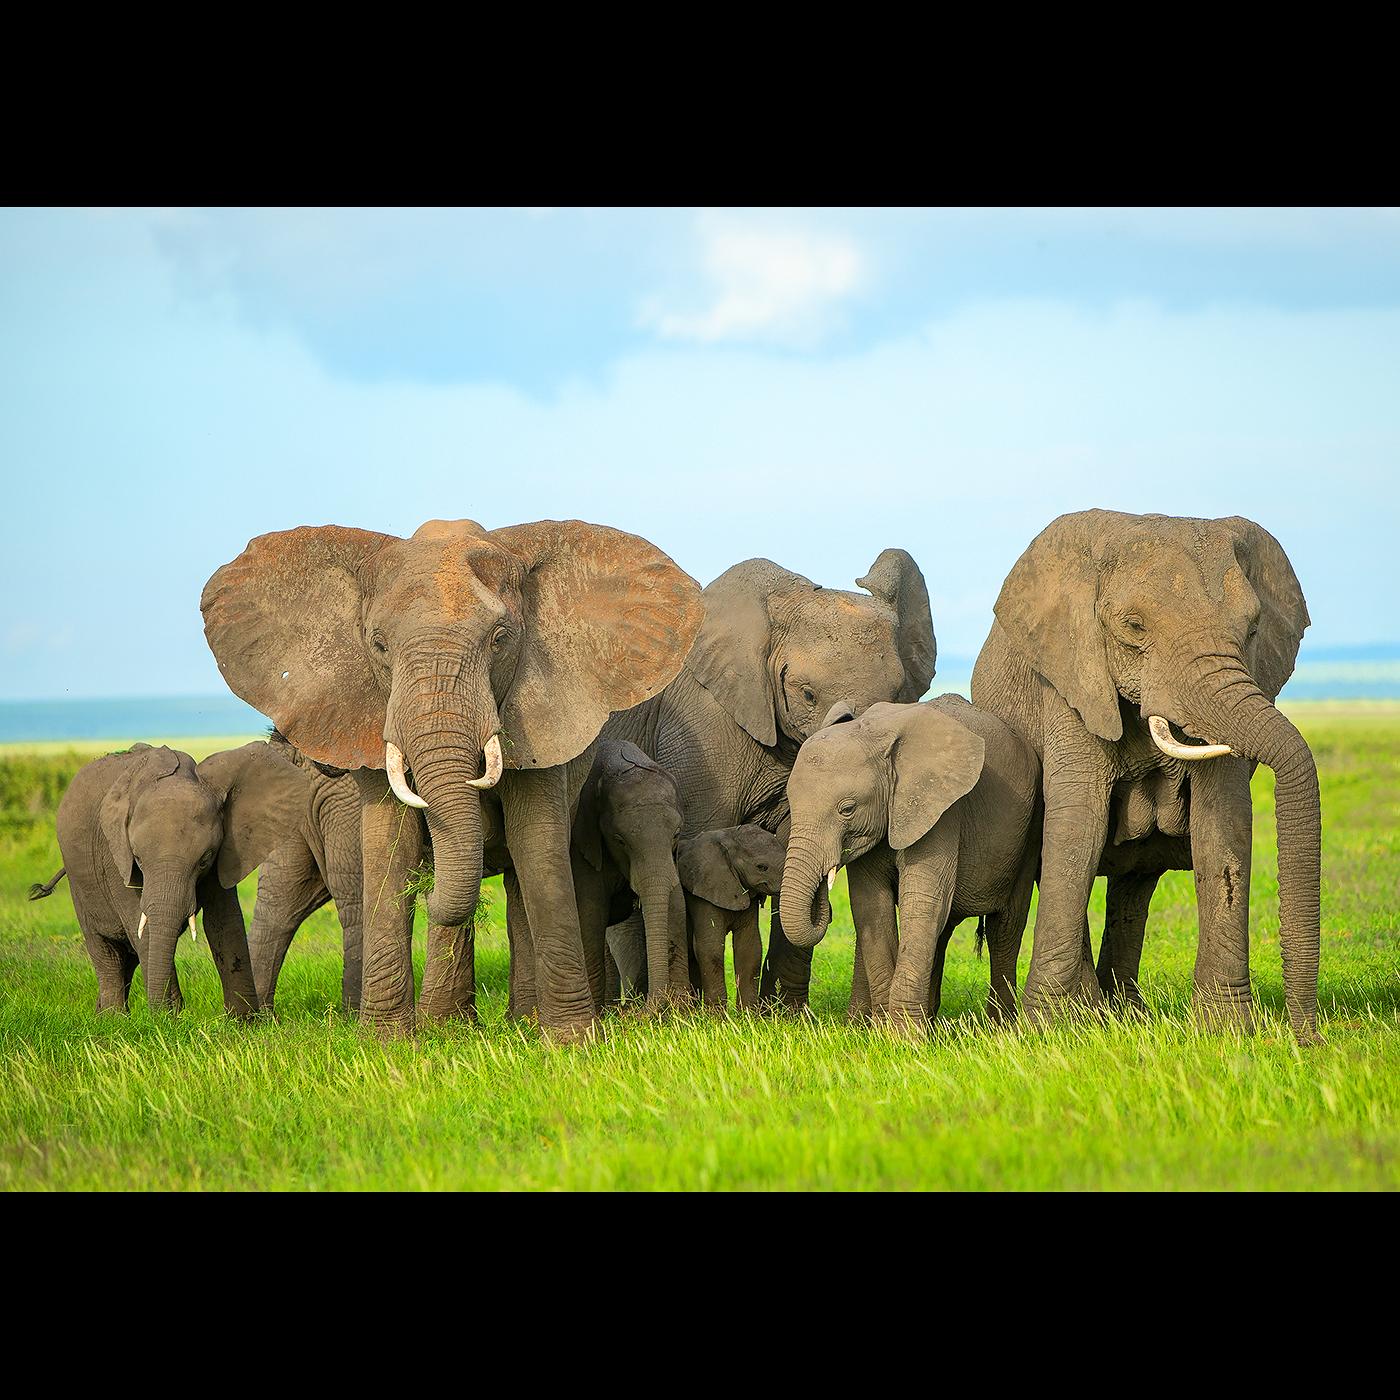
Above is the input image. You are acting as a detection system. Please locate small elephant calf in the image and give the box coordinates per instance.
[677,824,785,1013]
[31,741,310,1016]
[782,696,1041,1030]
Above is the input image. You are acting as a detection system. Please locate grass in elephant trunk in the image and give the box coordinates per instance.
[1,704,1398,1190]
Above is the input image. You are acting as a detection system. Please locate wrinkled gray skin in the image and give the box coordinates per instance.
[202,518,703,1043]
[783,698,1041,1030]
[246,733,364,1015]
[35,742,309,1016]
[605,550,935,1011]
[970,511,1318,1043]
[677,825,785,1013]
[570,740,687,1013]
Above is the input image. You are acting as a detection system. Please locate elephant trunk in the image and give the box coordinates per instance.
[1180,657,1321,1042]
[635,869,682,1006]
[389,647,494,929]
[778,835,836,949]
[138,865,197,1011]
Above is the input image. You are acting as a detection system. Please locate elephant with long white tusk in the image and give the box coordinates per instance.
[971,510,1319,1045]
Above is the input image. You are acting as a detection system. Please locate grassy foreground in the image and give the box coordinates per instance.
[2,709,1397,1190]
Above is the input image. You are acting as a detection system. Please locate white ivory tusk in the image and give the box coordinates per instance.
[1148,716,1232,761]
[189,915,198,942]
[385,742,429,808]
[466,733,504,790]
[137,912,146,939]
[827,868,838,891]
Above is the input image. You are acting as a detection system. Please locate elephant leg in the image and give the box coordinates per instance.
[1189,755,1256,1033]
[925,917,963,1022]
[83,927,136,1014]
[604,944,622,1007]
[198,877,260,1017]
[689,895,731,1012]
[248,836,329,1015]
[985,855,1035,1024]
[1097,870,1160,1012]
[504,869,537,1021]
[569,849,609,1013]
[759,906,815,1011]
[847,856,898,1015]
[848,939,872,1023]
[888,819,958,1032]
[665,883,692,1008]
[318,777,366,1012]
[502,766,597,1042]
[606,911,646,1000]
[355,770,425,1038]
[419,917,477,1023]
[1022,735,1111,1022]
[732,902,763,1012]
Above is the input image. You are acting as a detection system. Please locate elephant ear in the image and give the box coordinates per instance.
[572,768,605,873]
[857,549,937,702]
[865,703,986,851]
[677,832,750,911]
[1222,517,1311,702]
[196,741,313,888]
[993,510,1127,743]
[485,521,705,770]
[98,747,181,888]
[202,526,397,770]
[684,559,817,747]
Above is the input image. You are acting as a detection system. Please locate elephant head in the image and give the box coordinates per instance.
[683,549,936,748]
[575,740,686,1002]
[99,742,309,1007]
[677,824,786,908]
[203,520,703,929]
[993,509,1317,1032]
[781,702,985,948]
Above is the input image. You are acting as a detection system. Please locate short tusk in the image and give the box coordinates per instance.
[827,867,839,891]
[137,912,146,939]
[385,742,429,808]
[466,733,504,790]
[189,915,198,942]
[1148,716,1232,761]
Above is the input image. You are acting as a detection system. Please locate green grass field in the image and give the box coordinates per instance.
[2,705,1397,1190]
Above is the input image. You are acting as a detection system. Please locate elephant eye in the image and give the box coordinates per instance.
[838,799,857,817]
[491,626,511,652]
[371,632,388,655]
[802,685,816,705]
[1124,615,1145,634]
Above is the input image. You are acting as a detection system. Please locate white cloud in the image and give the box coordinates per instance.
[643,216,863,348]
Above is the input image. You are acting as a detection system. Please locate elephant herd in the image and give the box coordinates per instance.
[34,509,1322,1048]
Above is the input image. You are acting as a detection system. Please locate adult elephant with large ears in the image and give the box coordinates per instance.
[971,510,1318,1044]
[202,518,704,1042]
[604,549,935,1009]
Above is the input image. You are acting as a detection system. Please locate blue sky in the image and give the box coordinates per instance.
[3,206,1398,701]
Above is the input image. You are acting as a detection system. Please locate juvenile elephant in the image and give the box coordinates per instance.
[676,824,785,1013]
[203,518,703,1042]
[30,742,309,1016]
[245,732,364,1015]
[782,697,1041,1030]
[970,510,1318,1042]
[604,549,935,1011]
[571,740,687,1013]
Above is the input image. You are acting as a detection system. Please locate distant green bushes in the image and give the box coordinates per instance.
[0,752,88,840]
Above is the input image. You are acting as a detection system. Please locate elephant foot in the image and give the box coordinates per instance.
[984,993,1018,1027]
[1102,977,1149,1018]
[540,1017,603,1047]
[1020,979,1102,1028]
[1193,986,1255,1037]
[363,1007,417,1041]
[886,1007,930,1041]
[1290,1022,1323,1048]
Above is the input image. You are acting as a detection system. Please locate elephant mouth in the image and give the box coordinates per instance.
[385,735,503,806]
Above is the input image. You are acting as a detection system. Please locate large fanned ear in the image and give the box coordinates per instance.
[860,703,985,851]
[572,768,604,873]
[196,742,313,888]
[201,526,397,770]
[857,549,937,702]
[993,511,1126,742]
[1221,517,1311,702]
[684,559,816,747]
[677,831,750,911]
[486,521,704,770]
[98,747,180,887]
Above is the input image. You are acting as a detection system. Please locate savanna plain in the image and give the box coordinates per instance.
[2,707,1397,1191]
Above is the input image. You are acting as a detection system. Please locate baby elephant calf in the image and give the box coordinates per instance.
[677,825,785,1013]
[31,741,310,1016]
[782,696,1041,1031]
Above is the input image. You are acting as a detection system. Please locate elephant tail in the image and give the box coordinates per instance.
[28,867,67,901]
[975,914,986,959]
